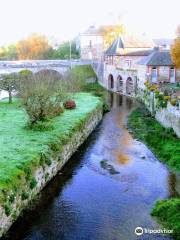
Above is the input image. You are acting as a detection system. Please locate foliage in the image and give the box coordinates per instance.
[151,198,180,239]
[170,99,178,106]
[63,100,76,109]
[0,44,18,60]
[19,69,33,77]
[70,65,97,81]
[0,93,102,205]
[19,72,64,125]
[0,73,19,103]
[171,25,180,69]
[51,41,79,59]
[99,24,125,48]
[16,33,52,60]
[128,107,180,171]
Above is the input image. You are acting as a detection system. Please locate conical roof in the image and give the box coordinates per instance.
[105,37,124,55]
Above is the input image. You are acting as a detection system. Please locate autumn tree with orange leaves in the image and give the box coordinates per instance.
[16,34,52,60]
[171,25,180,69]
[99,24,125,49]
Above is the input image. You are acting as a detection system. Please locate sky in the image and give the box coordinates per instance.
[0,0,179,46]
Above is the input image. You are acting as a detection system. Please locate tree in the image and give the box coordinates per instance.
[171,25,180,69]
[16,33,51,60]
[19,71,63,125]
[52,41,80,59]
[99,24,125,49]
[0,73,19,103]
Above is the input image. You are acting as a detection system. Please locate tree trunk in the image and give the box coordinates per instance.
[9,90,12,103]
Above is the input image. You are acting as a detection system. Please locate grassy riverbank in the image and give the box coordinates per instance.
[128,106,180,171]
[151,198,180,239]
[0,93,102,205]
[128,106,180,239]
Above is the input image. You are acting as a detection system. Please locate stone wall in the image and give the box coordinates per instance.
[136,88,180,138]
[0,105,103,238]
[155,102,180,138]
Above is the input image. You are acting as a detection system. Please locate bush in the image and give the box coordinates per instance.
[170,99,178,106]
[20,71,65,125]
[63,100,76,109]
[151,198,180,239]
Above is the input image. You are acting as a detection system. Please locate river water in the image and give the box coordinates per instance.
[3,93,177,240]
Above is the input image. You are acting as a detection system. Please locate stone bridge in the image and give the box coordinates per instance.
[0,60,92,75]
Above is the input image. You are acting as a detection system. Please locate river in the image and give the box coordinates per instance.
[2,93,177,240]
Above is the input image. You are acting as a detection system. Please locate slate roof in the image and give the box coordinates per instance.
[123,49,153,56]
[137,48,174,66]
[105,37,124,55]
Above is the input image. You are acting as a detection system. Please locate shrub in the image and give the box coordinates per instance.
[19,71,64,125]
[63,100,76,109]
[163,95,171,101]
[151,198,180,239]
[170,99,178,106]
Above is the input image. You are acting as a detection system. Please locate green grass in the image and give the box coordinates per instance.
[83,83,110,113]
[71,65,97,80]
[0,93,102,204]
[151,198,180,239]
[128,106,180,172]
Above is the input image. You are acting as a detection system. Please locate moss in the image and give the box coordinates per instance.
[128,107,180,171]
[151,198,180,239]
[21,191,29,200]
[29,177,37,190]
[4,204,12,216]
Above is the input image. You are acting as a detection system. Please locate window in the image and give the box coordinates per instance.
[125,59,132,68]
[151,67,157,83]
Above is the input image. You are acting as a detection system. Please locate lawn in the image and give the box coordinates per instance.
[0,93,102,204]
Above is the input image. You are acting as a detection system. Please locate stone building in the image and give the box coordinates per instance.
[76,26,104,60]
[137,48,180,90]
[103,35,154,96]
[102,36,179,96]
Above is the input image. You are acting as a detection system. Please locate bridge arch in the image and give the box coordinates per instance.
[117,75,123,93]
[108,74,114,90]
[35,69,63,79]
[126,77,133,95]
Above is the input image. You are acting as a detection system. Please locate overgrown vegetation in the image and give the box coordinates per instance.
[151,198,180,239]
[128,106,180,171]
